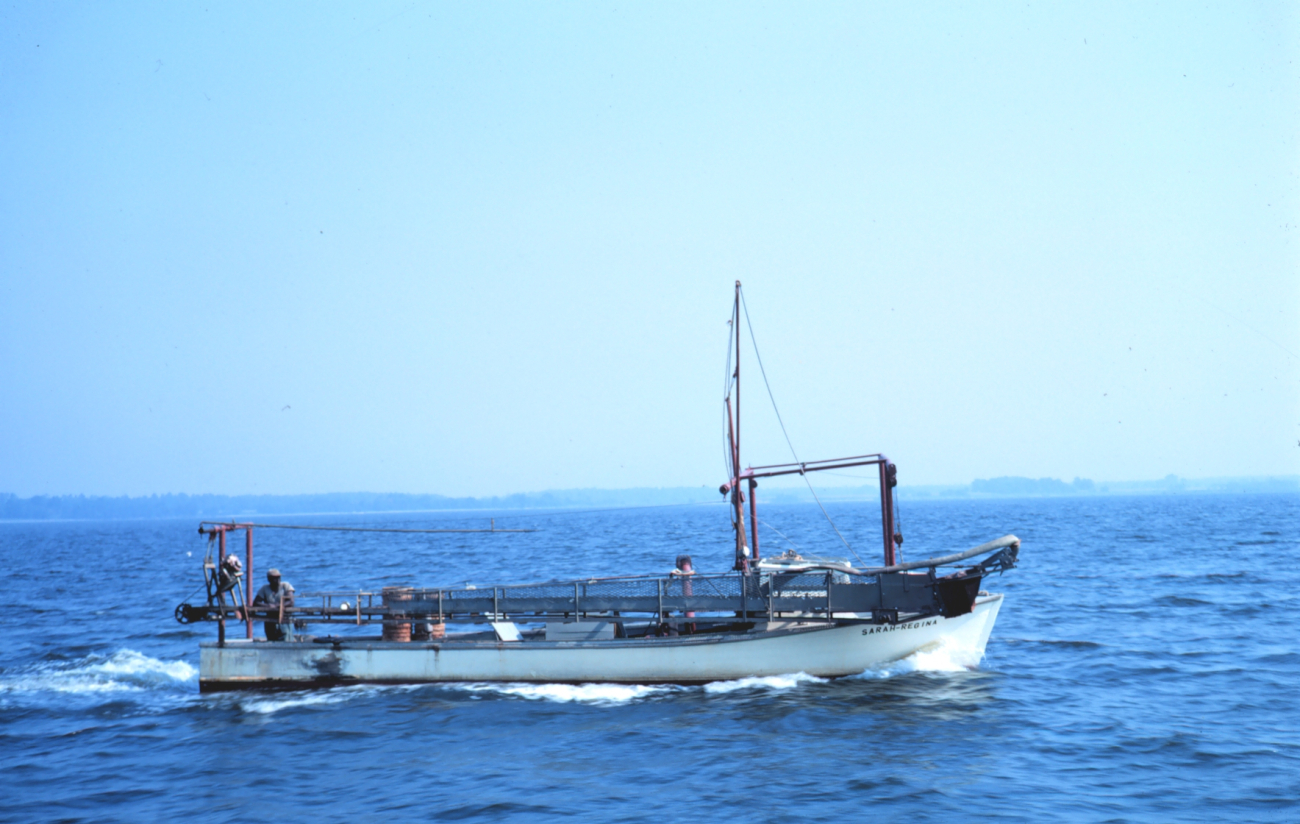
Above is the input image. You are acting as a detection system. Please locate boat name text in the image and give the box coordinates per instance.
[862,618,939,635]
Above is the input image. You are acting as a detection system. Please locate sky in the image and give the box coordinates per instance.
[1,2,1297,498]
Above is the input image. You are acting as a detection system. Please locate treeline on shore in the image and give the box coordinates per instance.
[0,488,722,521]
[2,475,1295,521]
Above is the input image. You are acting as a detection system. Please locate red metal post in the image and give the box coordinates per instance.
[245,527,254,639]
[725,396,748,571]
[879,459,896,566]
[726,410,749,570]
[217,529,227,644]
[747,476,759,562]
[725,397,740,488]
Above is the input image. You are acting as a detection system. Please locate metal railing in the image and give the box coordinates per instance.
[179,536,1019,631]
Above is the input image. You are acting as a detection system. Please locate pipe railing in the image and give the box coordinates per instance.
[183,535,1019,633]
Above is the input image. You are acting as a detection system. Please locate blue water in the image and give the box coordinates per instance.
[1,493,1296,822]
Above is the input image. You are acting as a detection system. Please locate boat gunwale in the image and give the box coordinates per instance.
[199,594,1003,654]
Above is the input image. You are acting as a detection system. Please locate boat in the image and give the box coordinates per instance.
[177,282,1020,692]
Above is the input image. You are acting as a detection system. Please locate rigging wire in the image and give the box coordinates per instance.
[739,289,799,465]
[800,479,864,564]
[723,303,738,403]
[492,500,728,521]
[179,579,207,603]
[202,522,535,534]
[722,311,737,484]
[722,302,741,527]
[756,516,802,553]
[739,287,864,564]
[816,471,880,482]
[232,500,732,530]
[722,399,734,494]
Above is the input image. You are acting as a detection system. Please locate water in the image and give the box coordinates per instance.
[1,494,1296,822]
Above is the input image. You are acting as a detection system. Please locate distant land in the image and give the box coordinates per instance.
[1,475,1296,521]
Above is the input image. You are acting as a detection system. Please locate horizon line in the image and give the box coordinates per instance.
[2,471,1298,501]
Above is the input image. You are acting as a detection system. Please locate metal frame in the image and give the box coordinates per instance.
[722,281,901,568]
[178,536,1019,639]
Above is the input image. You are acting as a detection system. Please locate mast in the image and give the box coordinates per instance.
[737,282,759,563]
[731,281,749,571]
[735,278,740,498]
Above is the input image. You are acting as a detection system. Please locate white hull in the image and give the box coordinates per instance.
[199,594,1002,691]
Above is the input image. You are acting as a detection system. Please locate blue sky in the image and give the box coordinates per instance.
[1,2,1296,497]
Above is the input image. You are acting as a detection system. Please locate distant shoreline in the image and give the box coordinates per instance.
[1,475,1296,522]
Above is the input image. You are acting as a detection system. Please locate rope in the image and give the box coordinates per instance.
[801,477,864,564]
[208,501,731,535]
[723,313,736,399]
[205,522,535,534]
[722,306,737,480]
[722,400,734,486]
[493,500,727,521]
[815,471,878,482]
[756,516,802,553]
[739,288,800,465]
[179,580,207,603]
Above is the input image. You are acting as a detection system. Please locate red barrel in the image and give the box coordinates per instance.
[381,587,413,642]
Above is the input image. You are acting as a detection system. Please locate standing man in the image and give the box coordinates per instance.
[253,568,295,641]
[672,555,696,634]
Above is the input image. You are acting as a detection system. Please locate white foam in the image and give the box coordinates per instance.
[240,689,363,715]
[853,636,984,680]
[231,683,429,716]
[454,681,679,704]
[909,638,983,671]
[436,649,980,705]
[704,672,824,694]
[0,649,197,696]
[95,650,198,683]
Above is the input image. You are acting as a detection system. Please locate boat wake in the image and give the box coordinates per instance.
[449,672,826,704]
[434,641,987,705]
[704,672,824,694]
[236,685,406,716]
[454,681,680,705]
[0,649,197,698]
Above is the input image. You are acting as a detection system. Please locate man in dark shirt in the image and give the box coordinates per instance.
[252,568,294,641]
